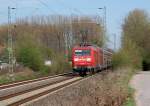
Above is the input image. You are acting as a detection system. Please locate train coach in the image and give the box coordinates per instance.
[72,44,113,76]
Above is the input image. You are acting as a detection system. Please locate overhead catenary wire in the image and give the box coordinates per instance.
[55,0,84,15]
[37,0,59,15]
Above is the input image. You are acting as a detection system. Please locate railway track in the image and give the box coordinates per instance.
[0,72,73,89]
[0,72,82,106]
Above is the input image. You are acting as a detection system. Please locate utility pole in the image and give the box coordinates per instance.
[98,6,106,46]
[98,6,107,69]
[104,6,106,38]
[114,33,116,51]
[8,6,16,79]
[64,31,68,61]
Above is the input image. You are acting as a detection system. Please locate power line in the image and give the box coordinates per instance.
[54,0,75,14]
[29,8,39,16]
[56,0,84,15]
[37,0,59,15]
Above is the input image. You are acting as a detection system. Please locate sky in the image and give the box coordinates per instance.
[0,0,150,49]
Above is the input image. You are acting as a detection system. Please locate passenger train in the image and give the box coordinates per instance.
[72,44,113,76]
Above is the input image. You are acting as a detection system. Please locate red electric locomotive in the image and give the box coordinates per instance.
[72,44,112,75]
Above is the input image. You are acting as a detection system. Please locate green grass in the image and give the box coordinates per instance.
[123,86,135,106]
[0,76,11,84]
[113,68,136,106]
[123,97,135,106]
[0,73,40,84]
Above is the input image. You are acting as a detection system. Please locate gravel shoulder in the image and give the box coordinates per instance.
[130,71,150,106]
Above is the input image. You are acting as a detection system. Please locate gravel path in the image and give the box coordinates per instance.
[131,71,150,106]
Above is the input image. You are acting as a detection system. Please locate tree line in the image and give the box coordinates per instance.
[0,15,104,72]
[113,9,150,70]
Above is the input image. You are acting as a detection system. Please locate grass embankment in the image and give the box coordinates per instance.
[27,68,137,106]
[95,68,136,106]
[0,68,40,84]
[0,68,136,106]
[120,68,136,106]
[123,87,135,106]
[0,61,71,85]
[112,44,141,106]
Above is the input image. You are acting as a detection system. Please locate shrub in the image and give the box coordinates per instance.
[112,50,130,68]
[0,48,9,63]
[16,35,44,71]
[50,53,71,74]
[143,53,150,70]
[112,38,142,69]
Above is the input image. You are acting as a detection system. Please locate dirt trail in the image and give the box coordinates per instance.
[131,71,150,106]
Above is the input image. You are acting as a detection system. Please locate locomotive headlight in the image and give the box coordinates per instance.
[86,58,91,62]
[74,58,79,61]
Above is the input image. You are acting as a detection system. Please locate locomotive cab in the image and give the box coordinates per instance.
[72,45,100,75]
[73,49,92,67]
[72,44,112,76]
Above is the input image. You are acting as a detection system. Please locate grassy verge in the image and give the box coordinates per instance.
[0,71,40,84]
[123,86,135,106]
[118,67,136,106]
[0,67,136,106]
[28,68,137,106]
[0,58,71,85]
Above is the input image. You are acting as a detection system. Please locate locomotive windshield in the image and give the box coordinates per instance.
[75,49,90,56]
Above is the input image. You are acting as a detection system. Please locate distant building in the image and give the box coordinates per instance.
[44,60,52,66]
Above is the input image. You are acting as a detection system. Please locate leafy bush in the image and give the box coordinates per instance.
[143,53,150,70]
[0,48,9,63]
[50,53,71,74]
[37,52,71,75]
[112,38,142,69]
[121,9,150,70]
[16,35,44,71]
[112,50,130,68]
